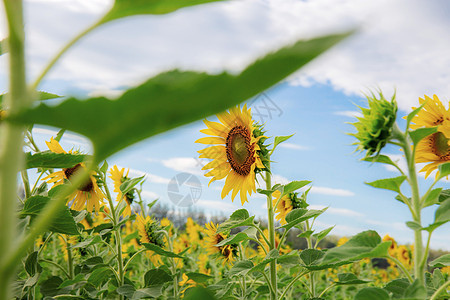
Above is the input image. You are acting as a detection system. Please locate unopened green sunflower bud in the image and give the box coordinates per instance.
[350,91,397,157]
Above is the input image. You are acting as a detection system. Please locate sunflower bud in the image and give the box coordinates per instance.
[350,91,397,157]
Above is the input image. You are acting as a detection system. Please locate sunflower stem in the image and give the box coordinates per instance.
[265,165,277,300]
[66,240,74,279]
[393,123,426,286]
[0,1,28,298]
[103,181,125,300]
[305,220,316,297]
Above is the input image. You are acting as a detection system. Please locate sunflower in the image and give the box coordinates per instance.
[410,95,450,178]
[382,234,397,257]
[109,165,135,216]
[196,105,267,205]
[136,214,165,248]
[272,190,308,225]
[42,137,105,212]
[204,222,238,264]
[179,273,197,296]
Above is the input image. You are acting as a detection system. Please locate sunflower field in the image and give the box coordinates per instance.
[1,1,450,300]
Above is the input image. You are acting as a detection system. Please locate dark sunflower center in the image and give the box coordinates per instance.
[63,164,94,192]
[431,132,450,157]
[226,126,255,176]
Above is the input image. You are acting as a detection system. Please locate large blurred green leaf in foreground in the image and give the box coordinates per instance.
[100,0,225,24]
[10,33,350,162]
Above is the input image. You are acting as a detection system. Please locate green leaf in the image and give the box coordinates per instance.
[228,260,254,277]
[403,279,427,299]
[365,176,407,193]
[409,127,438,146]
[313,226,335,243]
[297,230,314,238]
[100,0,224,24]
[184,286,217,300]
[216,227,257,247]
[144,269,172,287]
[25,251,41,276]
[384,278,410,298]
[363,154,400,169]
[0,38,8,56]
[355,287,390,300]
[272,134,294,153]
[131,286,163,300]
[10,33,350,162]
[186,272,213,283]
[250,249,279,273]
[281,208,326,231]
[429,254,450,268]
[423,188,442,208]
[277,252,301,268]
[405,221,422,231]
[406,102,426,129]
[0,91,61,105]
[438,189,450,203]
[40,276,63,297]
[143,243,184,258]
[21,196,79,235]
[300,249,325,266]
[425,198,450,232]
[438,162,450,180]
[335,273,370,285]
[217,209,255,233]
[88,266,114,286]
[120,175,145,195]
[25,151,88,169]
[117,285,136,298]
[305,230,390,270]
[282,180,312,196]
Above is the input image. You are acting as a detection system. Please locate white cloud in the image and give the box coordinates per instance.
[141,190,159,200]
[272,174,289,185]
[124,167,170,184]
[315,220,363,236]
[333,110,362,118]
[279,142,310,151]
[161,157,204,175]
[195,199,241,212]
[310,186,355,197]
[309,204,364,217]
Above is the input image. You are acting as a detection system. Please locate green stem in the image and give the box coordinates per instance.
[136,189,146,218]
[21,170,31,199]
[305,220,315,297]
[261,271,275,297]
[386,255,413,283]
[393,123,425,285]
[39,259,70,278]
[103,182,124,299]
[1,162,93,279]
[31,19,101,89]
[430,279,450,300]
[278,270,309,300]
[0,1,28,298]
[66,240,74,279]
[265,165,277,300]
[123,248,146,271]
[318,283,337,298]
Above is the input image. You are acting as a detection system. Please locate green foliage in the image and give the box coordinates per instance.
[354,287,390,300]
[281,208,326,231]
[25,151,88,169]
[271,134,294,153]
[429,254,450,268]
[100,0,224,24]
[142,243,184,258]
[21,195,78,235]
[10,33,350,162]
[409,127,438,146]
[335,273,370,285]
[365,176,407,194]
[217,209,255,233]
[144,269,172,286]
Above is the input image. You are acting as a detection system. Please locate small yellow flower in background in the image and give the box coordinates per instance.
[382,234,398,257]
[337,236,349,247]
[196,105,267,205]
[42,137,105,212]
[272,190,308,225]
[109,165,135,216]
[350,91,397,158]
[204,222,238,264]
[410,95,450,178]
[441,266,450,276]
[395,245,412,269]
[161,217,171,227]
[179,273,196,296]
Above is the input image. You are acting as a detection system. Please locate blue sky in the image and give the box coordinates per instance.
[1,0,449,250]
